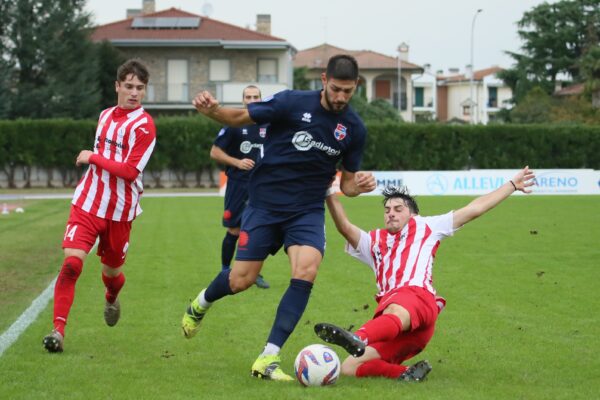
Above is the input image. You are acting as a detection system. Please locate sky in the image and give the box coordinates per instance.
[85,0,556,74]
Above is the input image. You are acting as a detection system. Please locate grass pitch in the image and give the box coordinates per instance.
[0,195,599,400]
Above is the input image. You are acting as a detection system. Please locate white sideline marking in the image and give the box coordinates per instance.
[0,241,99,357]
[0,277,57,357]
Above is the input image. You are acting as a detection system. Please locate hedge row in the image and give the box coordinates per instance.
[1,118,599,187]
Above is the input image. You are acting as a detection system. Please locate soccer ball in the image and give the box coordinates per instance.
[294,344,341,386]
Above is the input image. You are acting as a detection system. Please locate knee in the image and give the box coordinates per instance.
[292,264,319,282]
[61,256,83,279]
[228,273,254,293]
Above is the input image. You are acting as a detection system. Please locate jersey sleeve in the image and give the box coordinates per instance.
[421,211,458,238]
[126,116,156,173]
[247,90,290,125]
[213,126,234,149]
[344,229,376,272]
[341,122,366,172]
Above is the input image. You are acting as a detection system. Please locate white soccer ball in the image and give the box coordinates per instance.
[294,344,341,387]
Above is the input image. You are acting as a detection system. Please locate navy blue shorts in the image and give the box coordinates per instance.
[235,205,326,261]
[223,179,249,228]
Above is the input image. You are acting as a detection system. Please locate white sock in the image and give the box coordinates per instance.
[197,289,212,309]
[261,343,280,356]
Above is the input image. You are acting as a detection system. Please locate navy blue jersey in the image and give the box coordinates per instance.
[247,89,366,211]
[213,124,268,182]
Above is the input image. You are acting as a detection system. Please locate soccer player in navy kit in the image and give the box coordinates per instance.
[182,55,377,381]
[211,85,269,289]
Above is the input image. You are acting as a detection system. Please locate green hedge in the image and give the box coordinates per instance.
[1,119,599,187]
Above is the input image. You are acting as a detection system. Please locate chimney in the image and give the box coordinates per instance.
[256,14,271,35]
[423,63,431,74]
[448,67,460,75]
[142,0,155,14]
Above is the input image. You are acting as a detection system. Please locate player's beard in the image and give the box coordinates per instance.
[324,90,349,114]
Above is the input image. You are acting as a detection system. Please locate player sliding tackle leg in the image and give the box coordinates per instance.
[315,167,535,382]
[181,54,376,380]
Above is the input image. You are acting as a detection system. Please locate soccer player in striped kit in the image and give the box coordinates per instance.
[43,59,156,353]
[315,166,535,381]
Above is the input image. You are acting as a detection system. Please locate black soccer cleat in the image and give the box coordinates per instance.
[314,322,366,357]
[398,360,432,382]
[43,330,64,353]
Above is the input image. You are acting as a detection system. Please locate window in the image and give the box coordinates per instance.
[209,59,230,81]
[167,59,188,102]
[488,87,498,108]
[309,79,322,90]
[258,59,277,83]
[463,105,471,116]
[414,87,424,107]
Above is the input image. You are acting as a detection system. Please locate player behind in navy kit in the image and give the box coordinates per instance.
[211,85,269,289]
[182,54,377,380]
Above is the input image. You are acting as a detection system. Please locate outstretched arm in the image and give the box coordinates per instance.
[453,166,535,229]
[325,191,361,249]
[192,91,254,127]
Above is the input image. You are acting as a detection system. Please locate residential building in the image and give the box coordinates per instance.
[294,44,423,121]
[91,1,295,114]
[411,63,437,122]
[436,66,512,124]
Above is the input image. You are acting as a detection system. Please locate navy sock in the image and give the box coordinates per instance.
[267,279,313,347]
[221,232,238,269]
[204,269,234,302]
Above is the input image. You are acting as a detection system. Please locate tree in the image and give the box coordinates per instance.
[96,40,126,110]
[500,0,600,103]
[293,67,311,90]
[580,45,600,107]
[2,0,100,119]
[350,96,402,122]
[0,0,15,119]
[509,87,554,123]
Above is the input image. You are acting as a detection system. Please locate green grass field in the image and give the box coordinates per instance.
[1,195,599,400]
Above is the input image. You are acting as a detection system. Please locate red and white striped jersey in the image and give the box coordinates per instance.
[72,106,156,222]
[346,212,456,300]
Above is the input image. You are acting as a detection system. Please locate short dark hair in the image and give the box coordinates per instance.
[117,59,149,84]
[326,54,359,81]
[381,185,419,214]
[243,85,261,98]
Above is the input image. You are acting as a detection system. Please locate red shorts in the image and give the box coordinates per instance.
[367,286,440,364]
[62,205,132,268]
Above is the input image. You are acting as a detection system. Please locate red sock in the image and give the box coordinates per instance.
[53,256,83,336]
[102,272,125,304]
[356,359,408,378]
[355,313,404,344]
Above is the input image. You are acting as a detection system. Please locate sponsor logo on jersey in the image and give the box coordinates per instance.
[240,140,263,154]
[302,112,312,123]
[334,123,347,140]
[259,127,267,138]
[242,128,248,135]
[292,131,341,156]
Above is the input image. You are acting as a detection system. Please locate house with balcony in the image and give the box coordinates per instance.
[91,2,294,114]
[436,66,512,124]
[294,44,423,121]
[411,64,437,121]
